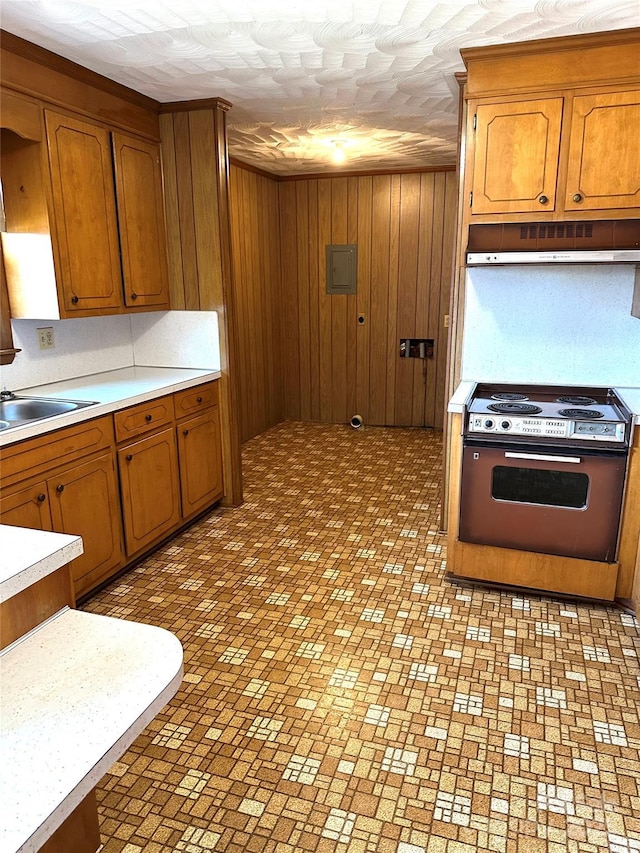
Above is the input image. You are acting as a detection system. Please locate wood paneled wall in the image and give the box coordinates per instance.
[229,165,284,442]
[279,171,457,428]
[160,103,243,505]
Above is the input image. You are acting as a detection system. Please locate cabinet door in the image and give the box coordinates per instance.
[471,98,563,215]
[0,481,53,530]
[564,90,640,212]
[44,111,123,314]
[177,409,224,518]
[112,133,170,309]
[48,453,124,597]
[118,427,181,556]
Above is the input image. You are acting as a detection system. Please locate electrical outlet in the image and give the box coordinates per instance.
[37,327,55,350]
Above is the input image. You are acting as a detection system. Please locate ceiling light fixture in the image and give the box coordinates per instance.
[331,140,346,165]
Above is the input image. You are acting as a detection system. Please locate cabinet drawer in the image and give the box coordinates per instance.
[114,395,174,442]
[0,415,115,487]
[174,382,219,419]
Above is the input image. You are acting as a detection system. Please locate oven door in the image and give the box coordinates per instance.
[458,442,627,561]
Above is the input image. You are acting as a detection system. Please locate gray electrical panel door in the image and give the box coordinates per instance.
[326,244,357,295]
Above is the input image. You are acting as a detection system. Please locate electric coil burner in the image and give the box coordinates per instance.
[487,401,543,415]
[491,392,529,401]
[558,408,604,419]
[557,395,596,406]
[459,383,633,563]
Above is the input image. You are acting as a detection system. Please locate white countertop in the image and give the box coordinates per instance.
[0,607,183,853]
[0,526,83,603]
[446,381,475,414]
[617,387,640,424]
[0,366,221,447]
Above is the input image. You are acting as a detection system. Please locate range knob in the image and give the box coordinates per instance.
[483,418,495,429]
[501,420,511,430]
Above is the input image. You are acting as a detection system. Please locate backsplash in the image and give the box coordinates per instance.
[0,311,220,391]
[461,264,640,387]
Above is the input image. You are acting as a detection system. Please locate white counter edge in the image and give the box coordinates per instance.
[447,381,476,414]
[26,661,184,853]
[0,526,83,603]
[1,608,184,853]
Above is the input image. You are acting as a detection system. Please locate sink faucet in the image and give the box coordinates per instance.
[0,389,16,401]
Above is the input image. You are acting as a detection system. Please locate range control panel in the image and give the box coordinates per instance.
[467,415,626,443]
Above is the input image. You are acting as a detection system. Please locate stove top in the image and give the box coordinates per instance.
[466,383,632,447]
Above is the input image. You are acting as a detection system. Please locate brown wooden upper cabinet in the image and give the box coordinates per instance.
[470,98,563,216]
[45,111,123,313]
[563,91,640,213]
[112,133,170,308]
[469,87,640,219]
[44,111,170,316]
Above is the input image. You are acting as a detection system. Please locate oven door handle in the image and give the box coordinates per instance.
[504,451,581,464]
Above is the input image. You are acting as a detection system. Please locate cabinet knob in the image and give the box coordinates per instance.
[126,454,133,462]
[145,414,152,422]
[71,295,79,304]
[37,493,46,502]
[197,396,203,404]
[183,429,189,436]
[56,484,65,493]
[538,195,549,205]
[131,293,138,300]
[573,193,583,203]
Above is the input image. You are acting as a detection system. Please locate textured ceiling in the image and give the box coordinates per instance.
[1,1,637,175]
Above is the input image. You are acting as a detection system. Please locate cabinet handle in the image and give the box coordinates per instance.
[573,192,583,203]
[197,396,203,404]
[145,414,152,422]
[538,195,549,205]
[71,295,79,304]
[131,292,138,300]
[183,429,189,436]
[37,493,46,502]
[56,484,65,493]
[126,454,133,462]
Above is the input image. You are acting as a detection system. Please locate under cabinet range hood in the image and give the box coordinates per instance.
[467,219,640,265]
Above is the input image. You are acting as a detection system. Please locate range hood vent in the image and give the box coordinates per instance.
[467,219,640,265]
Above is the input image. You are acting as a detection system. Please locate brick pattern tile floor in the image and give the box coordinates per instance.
[83,421,640,853]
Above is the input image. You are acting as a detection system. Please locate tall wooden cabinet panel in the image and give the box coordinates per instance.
[563,90,640,212]
[44,111,123,313]
[47,453,123,597]
[177,410,224,518]
[471,98,563,215]
[112,133,170,308]
[118,427,181,556]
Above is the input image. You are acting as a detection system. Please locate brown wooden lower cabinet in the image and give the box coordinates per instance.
[48,453,124,598]
[1,381,224,598]
[177,408,224,518]
[632,531,640,614]
[0,416,125,598]
[117,427,181,557]
[39,789,101,853]
[1,459,124,599]
[0,480,54,530]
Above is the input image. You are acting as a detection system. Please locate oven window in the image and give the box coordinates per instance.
[491,465,589,508]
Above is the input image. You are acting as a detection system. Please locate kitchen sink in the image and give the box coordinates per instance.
[0,396,98,430]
